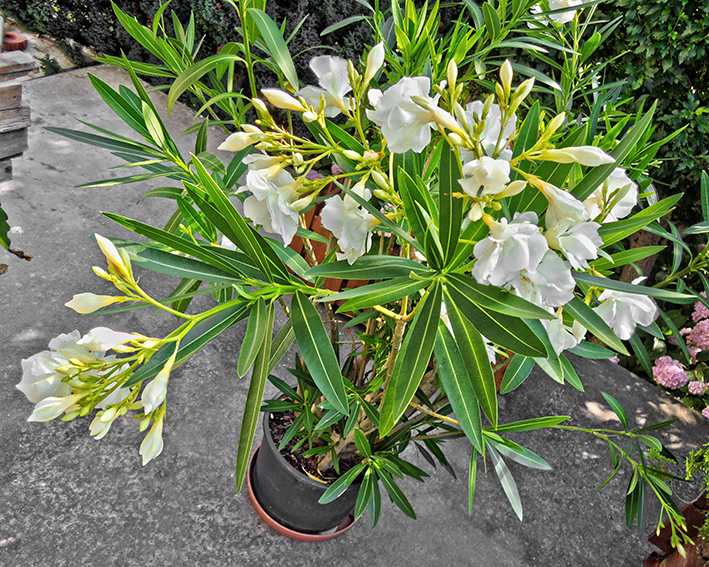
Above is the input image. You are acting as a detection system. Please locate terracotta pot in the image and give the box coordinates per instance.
[246,411,360,539]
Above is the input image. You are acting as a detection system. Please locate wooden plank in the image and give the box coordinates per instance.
[0,84,21,110]
[0,128,27,160]
[0,52,37,81]
[0,106,30,133]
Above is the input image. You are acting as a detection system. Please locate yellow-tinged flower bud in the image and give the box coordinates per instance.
[364,41,385,86]
[302,111,318,123]
[252,98,268,113]
[95,234,132,281]
[100,407,117,423]
[65,293,125,315]
[61,411,80,422]
[140,416,165,466]
[363,150,380,162]
[289,194,316,212]
[448,133,464,146]
[513,78,535,103]
[545,112,566,138]
[92,266,111,280]
[483,94,494,118]
[292,152,304,166]
[373,189,389,201]
[28,394,84,422]
[371,170,389,189]
[343,150,362,161]
[261,89,304,112]
[447,59,458,91]
[141,358,173,415]
[496,180,527,198]
[538,147,616,167]
[139,416,151,432]
[500,60,513,96]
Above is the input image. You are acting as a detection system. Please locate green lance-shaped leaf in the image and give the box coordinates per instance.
[126,302,249,388]
[189,156,290,282]
[235,302,275,493]
[237,297,269,377]
[319,462,366,504]
[330,277,431,312]
[379,282,442,436]
[487,442,523,521]
[446,285,547,358]
[290,292,349,415]
[468,450,478,515]
[375,468,417,519]
[572,272,695,304]
[104,212,246,279]
[601,392,628,430]
[499,355,535,394]
[446,273,554,320]
[572,101,657,202]
[443,290,498,427]
[434,322,484,452]
[268,318,295,374]
[702,171,709,223]
[354,469,375,520]
[306,256,432,280]
[398,168,431,246]
[246,8,299,89]
[438,141,463,264]
[487,438,551,470]
[166,53,245,115]
[598,194,682,247]
[492,415,570,434]
[112,238,246,284]
[564,296,629,355]
[87,73,150,138]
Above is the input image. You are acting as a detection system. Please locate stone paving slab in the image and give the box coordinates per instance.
[2,66,709,567]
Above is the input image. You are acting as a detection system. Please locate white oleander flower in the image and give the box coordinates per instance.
[459,157,511,197]
[530,0,584,25]
[584,167,638,222]
[542,310,587,354]
[460,101,516,161]
[593,278,658,340]
[239,169,301,245]
[295,56,352,117]
[140,417,165,466]
[366,76,435,153]
[544,219,602,270]
[472,212,548,287]
[141,361,172,415]
[321,183,379,264]
[532,179,588,227]
[510,249,575,308]
[76,327,142,353]
[16,330,106,403]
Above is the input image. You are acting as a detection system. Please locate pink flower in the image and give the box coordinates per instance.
[652,356,689,390]
[608,356,619,364]
[687,320,709,350]
[689,381,709,396]
[703,407,709,419]
[692,292,709,323]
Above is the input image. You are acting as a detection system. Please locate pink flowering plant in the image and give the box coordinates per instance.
[15,0,702,549]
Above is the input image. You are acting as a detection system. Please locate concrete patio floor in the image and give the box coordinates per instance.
[2,65,709,567]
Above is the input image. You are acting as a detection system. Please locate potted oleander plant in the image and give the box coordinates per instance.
[14,0,703,550]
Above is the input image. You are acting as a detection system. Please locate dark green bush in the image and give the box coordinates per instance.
[0,0,374,84]
[599,0,709,225]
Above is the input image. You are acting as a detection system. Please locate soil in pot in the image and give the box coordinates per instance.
[250,410,361,535]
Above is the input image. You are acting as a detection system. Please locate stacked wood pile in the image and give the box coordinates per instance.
[645,494,709,567]
[0,49,35,183]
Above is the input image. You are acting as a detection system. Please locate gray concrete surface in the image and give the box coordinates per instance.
[2,66,709,567]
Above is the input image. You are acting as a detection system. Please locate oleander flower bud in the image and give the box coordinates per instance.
[262,89,305,112]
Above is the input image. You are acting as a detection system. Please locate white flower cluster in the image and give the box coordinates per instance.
[17,328,168,466]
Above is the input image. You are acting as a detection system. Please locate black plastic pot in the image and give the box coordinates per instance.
[250,411,361,534]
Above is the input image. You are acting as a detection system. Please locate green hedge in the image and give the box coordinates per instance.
[0,0,374,82]
[598,0,709,225]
